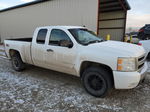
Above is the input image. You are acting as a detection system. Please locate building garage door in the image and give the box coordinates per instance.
[98,0,130,41]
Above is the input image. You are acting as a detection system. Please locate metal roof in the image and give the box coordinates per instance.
[100,0,131,12]
[0,0,131,13]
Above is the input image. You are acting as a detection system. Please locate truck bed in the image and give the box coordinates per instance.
[6,37,32,42]
[4,39,33,65]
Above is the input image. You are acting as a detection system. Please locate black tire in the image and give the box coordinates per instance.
[81,67,113,97]
[147,52,150,60]
[11,53,26,71]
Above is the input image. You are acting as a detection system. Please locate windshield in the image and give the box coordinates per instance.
[68,29,104,45]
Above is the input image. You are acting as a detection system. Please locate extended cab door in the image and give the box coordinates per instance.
[45,28,77,75]
[32,28,48,67]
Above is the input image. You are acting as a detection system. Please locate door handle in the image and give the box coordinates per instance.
[47,49,54,52]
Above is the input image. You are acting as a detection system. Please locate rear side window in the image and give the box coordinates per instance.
[36,29,48,44]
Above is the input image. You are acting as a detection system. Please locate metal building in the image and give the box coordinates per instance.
[0,0,130,42]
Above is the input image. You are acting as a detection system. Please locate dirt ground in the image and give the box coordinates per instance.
[0,58,150,112]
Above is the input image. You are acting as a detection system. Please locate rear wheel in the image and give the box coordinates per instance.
[11,53,26,71]
[81,67,113,97]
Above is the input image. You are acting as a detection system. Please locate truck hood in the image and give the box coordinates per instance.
[87,40,145,57]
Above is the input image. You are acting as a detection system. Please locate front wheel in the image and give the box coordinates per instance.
[11,53,26,71]
[147,52,150,60]
[81,67,113,97]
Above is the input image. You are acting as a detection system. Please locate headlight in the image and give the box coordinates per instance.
[117,58,137,72]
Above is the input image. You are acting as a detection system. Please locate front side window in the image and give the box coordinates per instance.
[36,29,48,44]
[69,29,103,45]
[49,29,71,46]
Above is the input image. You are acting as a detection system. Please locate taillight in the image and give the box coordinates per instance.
[139,29,144,32]
[138,43,142,46]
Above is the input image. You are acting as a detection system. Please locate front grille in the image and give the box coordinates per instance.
[137,55,145,71]
[138,63,144,69]
[138,56,145,62]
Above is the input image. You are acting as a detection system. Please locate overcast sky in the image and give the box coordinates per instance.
[0,0,149,30]
[0,0,35,9]
[127,0,150,30]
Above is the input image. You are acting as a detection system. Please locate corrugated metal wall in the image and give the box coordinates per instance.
[98,11,126,41]
[0,0,98,42]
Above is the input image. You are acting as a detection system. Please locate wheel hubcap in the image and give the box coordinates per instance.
[88,75,104,91]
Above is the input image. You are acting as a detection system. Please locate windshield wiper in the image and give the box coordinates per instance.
[86,40,103,45]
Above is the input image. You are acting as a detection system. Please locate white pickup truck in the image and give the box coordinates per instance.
[4,26,148,97]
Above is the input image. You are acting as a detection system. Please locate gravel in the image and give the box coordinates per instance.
[0,58,150,112]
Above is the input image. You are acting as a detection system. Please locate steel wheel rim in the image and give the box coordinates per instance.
[13,58,19,68]
[88,74,105,91]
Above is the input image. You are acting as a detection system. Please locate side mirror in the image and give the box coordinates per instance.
[59,40,73,48]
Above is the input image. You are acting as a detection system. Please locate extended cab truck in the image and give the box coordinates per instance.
[4,26,148,97]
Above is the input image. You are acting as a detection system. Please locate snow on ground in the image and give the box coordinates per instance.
[0,45,6,58]
[0,45,4,50]
[0,58,150,112]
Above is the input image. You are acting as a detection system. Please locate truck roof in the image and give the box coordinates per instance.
[38,26,86,30]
